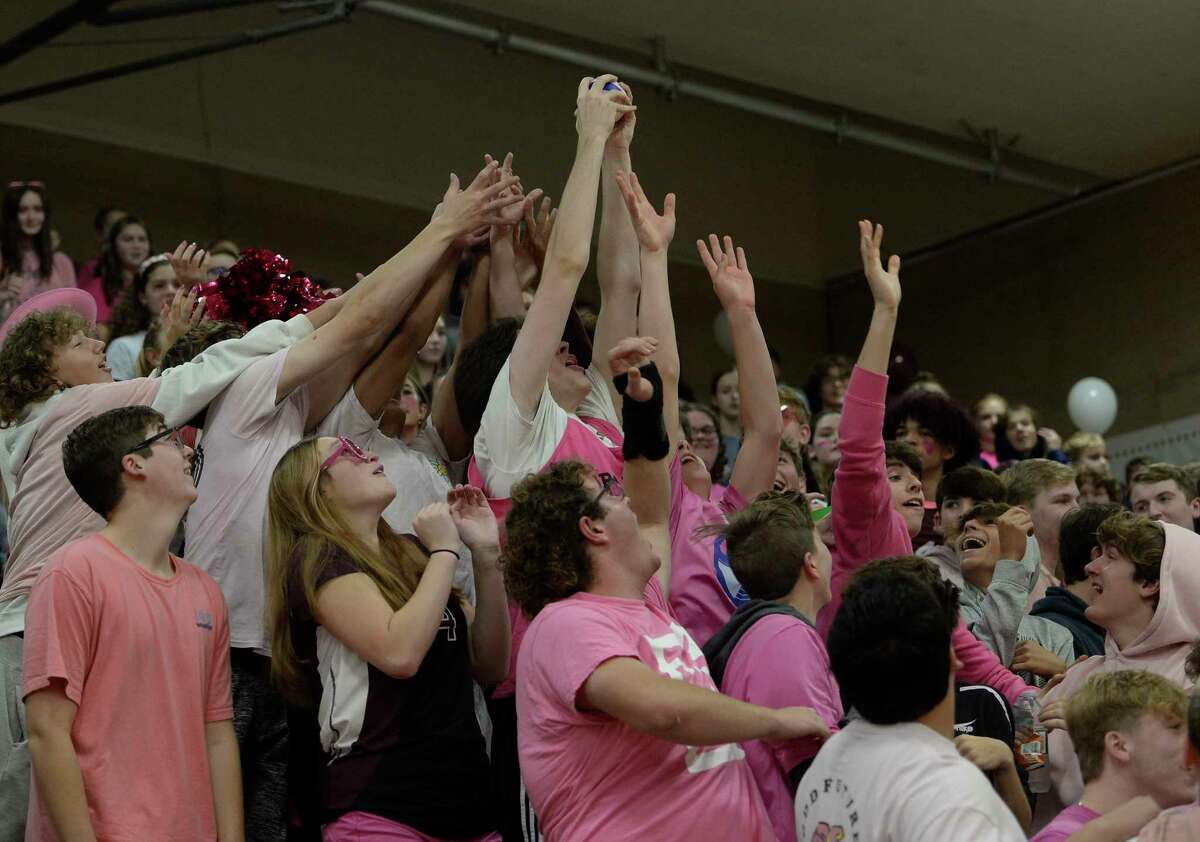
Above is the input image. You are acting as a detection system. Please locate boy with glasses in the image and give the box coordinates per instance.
[23,406,240,841]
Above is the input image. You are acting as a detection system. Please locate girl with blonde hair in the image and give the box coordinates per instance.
[266,435,509,841]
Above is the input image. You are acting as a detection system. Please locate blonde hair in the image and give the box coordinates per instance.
[266,437,434,705]
[1003,458,1076,507]
[1068,669,1186,782]
[1065,431,1106,464]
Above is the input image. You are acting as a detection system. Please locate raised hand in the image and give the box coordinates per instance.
[614,171,675,253]
[1039,427,1063,451]
[696,234,754,311]
[434,160,524,240]
[607,335,658,379]
[996,507,1033,561]
[412,502,460,555]
[575,74,637,142]
[607,82,636,151]
[168,241,208,289]
[448,485,499,556]
[157,286,205,354]
[858,219,901,310]
[515,195,556,281]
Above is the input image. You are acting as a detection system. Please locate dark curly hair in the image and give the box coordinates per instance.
[884,391,980,472]
[0,307,88,426]
[502,461,602,617]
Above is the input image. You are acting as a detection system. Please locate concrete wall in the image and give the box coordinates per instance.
[825,163,1200,436]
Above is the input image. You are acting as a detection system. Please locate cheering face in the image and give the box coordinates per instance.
[1005,409,1038,454]
[1130,480,1200,531]
[50,331,112,387]
[17,190,44,237]
[115,223,150,271]
[1083,543,1159,631]
[133,426,198,506]
[317,436,395,514]
[580,470,659,579]
[887,461,926,537]
[956,519,1001,580]
[547,341,591,412]
[678,440,713,499]
[773,449,803,494]
[685,409,719,471]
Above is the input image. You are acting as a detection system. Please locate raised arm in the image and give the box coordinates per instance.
[346,249,460,421]
[698,235,781,501]
[284,164,522,414]
[855,219,901,375]
[507,75,634,418]
[614,171,680,447]
[593,82,642,404]
[448,485,510,683]
[486,152,543,320]
[430,254,490,462]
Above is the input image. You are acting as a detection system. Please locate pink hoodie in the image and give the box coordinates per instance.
[817,366,1031,704]
[1035,522,1200,829]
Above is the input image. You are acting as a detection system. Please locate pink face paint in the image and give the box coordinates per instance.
[922,440,936,455]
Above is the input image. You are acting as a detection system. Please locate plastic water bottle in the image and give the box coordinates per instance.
[1015,693,1050,793]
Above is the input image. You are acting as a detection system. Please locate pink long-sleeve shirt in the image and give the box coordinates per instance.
[816,366,1030,704]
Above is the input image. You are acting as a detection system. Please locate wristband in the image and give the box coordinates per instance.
[429,548,461,562]
[613,361,669,461]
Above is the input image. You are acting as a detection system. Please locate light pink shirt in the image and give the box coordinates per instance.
[22,534,232,841]
[720,614,843,842]
[185,349,308,652]
[668,451,749,645]
[516,579,775,842]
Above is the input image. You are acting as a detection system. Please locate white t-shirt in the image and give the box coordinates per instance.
[471,358,620,499]
[315,389,475,603]
[795,719,1026,842]
[185,349,309,653]
[106,330,147,381]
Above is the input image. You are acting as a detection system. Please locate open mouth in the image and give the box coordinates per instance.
[961,535,987,551]
[372,465,385,475]
[772,478,787,492]
[903,497,923,509]
[1091,581,1104,595]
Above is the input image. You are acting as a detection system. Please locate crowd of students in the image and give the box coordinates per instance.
[0,75,1197,842]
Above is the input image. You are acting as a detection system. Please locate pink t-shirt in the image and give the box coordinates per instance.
[185,348,308,652]
[74,256,117,323]
[516,579,775,841]
[1029,803,1100,841]
[668,451,749,645]
[720,613,843,842]
[1138,805,1200,842]
[0,379,160,615]
[22,534,232,841]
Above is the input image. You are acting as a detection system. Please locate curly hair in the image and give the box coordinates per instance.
[0,307,87,426]
[502,461,602,617]
[884,390,981,472]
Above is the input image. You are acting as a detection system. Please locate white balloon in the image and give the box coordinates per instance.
[712,311,733,356]
[1067,377,1118,434]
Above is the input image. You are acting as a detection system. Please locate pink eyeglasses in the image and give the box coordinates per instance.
[320,436,370,471]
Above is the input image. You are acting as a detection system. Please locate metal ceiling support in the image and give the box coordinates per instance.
[361,0,1084,197]
[0,2,350,107]
[0,0,116,68]
[88,0,275,26]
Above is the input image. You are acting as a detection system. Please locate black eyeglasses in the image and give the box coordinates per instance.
[586,471,624,511]
[124,426,184,456]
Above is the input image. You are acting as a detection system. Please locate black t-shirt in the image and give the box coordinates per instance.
[288,541,496,837]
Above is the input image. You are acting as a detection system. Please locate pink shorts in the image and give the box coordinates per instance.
[323,811,501,842]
